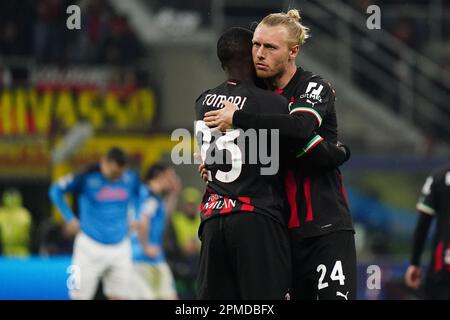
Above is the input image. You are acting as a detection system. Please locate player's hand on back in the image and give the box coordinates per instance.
[64,218,80,238]
[405,265,422,289]
[195,153,209,184]
[204,100,238,131]
[198,163,209,183]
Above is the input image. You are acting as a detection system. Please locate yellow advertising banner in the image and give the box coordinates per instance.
[0,87,157,136]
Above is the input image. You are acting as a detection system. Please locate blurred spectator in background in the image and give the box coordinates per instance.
[0,0,34,57]
[99,14,142,65]
[130,163,180,300]
[71,0,112,64]
[405,163,450,299]
[0,0,143,66]
[390,18,421,51]
[33,0,67,63]
[48,147,140,299]
[0,188,32,256]
[164,186,201,300]
[0,21,21,57]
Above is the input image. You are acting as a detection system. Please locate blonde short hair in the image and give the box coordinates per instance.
[259,9,310,46]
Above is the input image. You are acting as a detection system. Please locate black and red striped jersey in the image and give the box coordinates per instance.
[195,79,289,226]
[415,164,450,280]
[281,67,354,238]
[234,67,354,238]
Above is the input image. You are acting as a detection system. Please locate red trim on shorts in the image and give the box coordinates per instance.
[285,170,300,228]
[303,177,313,222]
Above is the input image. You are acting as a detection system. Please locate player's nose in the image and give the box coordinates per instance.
[255,46,265,59]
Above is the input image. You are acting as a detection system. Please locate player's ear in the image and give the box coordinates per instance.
[289,45,299,60]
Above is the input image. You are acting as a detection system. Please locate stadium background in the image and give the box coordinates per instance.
[0,0,449,300]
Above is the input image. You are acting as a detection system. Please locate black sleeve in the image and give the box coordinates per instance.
[410,212,433,266]
[233,80,333,140]
[299,141,350,170]
[233,110,316,140]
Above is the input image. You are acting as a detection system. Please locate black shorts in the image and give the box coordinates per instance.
[197,213,291,300]
[424,278,450,300]
[290,230,357,300]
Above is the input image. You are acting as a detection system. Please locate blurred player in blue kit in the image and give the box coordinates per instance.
[49,147,140,300]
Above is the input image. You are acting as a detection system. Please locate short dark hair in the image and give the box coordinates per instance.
[105,147,128,167]
[217,27,254,69]
[144,163,169,182]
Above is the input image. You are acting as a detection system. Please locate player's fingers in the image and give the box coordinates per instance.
[204,121,216,128]
[410,277,420,289]
[203,115,216,122]
[405,269,413,286]
[405,274,413,287]
[204,110,219,118]
[200,168,208,183]
[205,120,218,128]
[222,100,235,108]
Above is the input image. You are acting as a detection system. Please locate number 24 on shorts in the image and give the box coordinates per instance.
[317,260,345,290]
